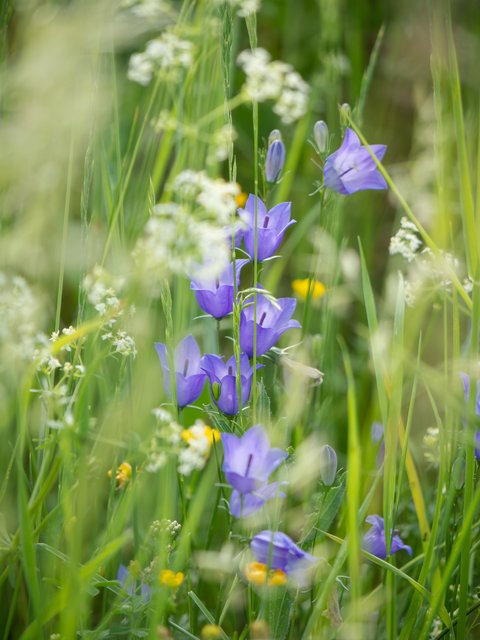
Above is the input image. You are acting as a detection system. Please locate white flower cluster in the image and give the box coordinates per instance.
[173,170,240,224]
[215,0,261,17]
[178,420,217,476]
[402,248,464,307]
[82,266,136,358]
[146,408,182,472]
[237,48,310,124]
[146,412,218,477]
[133,203,231,287]
[128,31,194,86]
[389,217,422,262]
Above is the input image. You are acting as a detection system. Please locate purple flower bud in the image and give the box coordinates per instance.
[265,139,286,183]
[239,293,300,357]
[251,530,318,587]
[201,352,261,416]
[313,120,328,152]
[324,128,387,195]
[319,444,337,486]
[362,515,412,560]
[238,195,295,262]
[190,259,249,319]
[155,335,206,408]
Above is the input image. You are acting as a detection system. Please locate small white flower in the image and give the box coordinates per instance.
[389,217,422,262]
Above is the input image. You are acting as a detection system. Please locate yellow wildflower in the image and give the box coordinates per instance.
[201,624,223,639]
[235,191,248,208]
[245,562,288,587]
[245,561,268,586]
[267,569,288,587]
[159,569,184,589]
[107,461,132,488]
[291,278,326,302]
[181,424,220,446]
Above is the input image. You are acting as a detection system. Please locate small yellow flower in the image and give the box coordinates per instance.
[244,561,268,586]
[235,191,248,208]
[291,278,326,302]
[201,624,223,639]
[267,569,288,587]
[159,569,184,589]
[107,461,132,488]
[245,562,288,588]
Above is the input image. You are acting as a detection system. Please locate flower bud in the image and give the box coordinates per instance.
[340,102,352,126]
[313,120,328,152]
[250,620,270,640]
[265,139,286,183]
[268,129,282,145]
[319,444,337,486]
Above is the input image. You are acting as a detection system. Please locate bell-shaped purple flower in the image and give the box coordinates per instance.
[240,293,301,357]
[324,128,387,195]
[239,195,295,262]
[362,515,412,560]
[251,531,318,587]
[190,259,249,320]
[459,373,480,460]
[221,425,287,494]
[265,139,286,183]
[201,352,259,416]
[155,335,206,408]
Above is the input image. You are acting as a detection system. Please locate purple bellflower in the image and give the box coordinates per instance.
[251,531,318,587]
[221,425,287,517]
[239,195,295,262]
[190,259,249,319]
[117,564,151,603]
[201,352,260,416]
[240,293,301,357]
[324,128,387,195]
[459,373,480,460]
[155,335,206,408]
[362,515,412,560]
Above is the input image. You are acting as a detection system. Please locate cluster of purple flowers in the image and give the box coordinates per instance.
[149,124,408,595]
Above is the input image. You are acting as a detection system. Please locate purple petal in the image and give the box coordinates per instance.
[154,342,168,371]
[174,335,202,374]
[175,371,205,408]
[267,201,292,230]
[216,375,239,415]
[201,354,226,382]
[241,194,267,226]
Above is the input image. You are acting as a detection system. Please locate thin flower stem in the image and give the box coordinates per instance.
[246,15,259,424]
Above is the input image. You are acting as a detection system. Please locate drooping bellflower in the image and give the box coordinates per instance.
[240,293,300,357]
[362,515,412,560]
[459,373,480,460]
[190,259,249,319]
[201,352,260,416]
[221,425,287,517]
[324,128,387,195]
[239,195,295,262]
[250,530,317,587]
[155,335,206,408]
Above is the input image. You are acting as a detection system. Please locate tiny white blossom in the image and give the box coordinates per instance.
[389,217,422,262]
